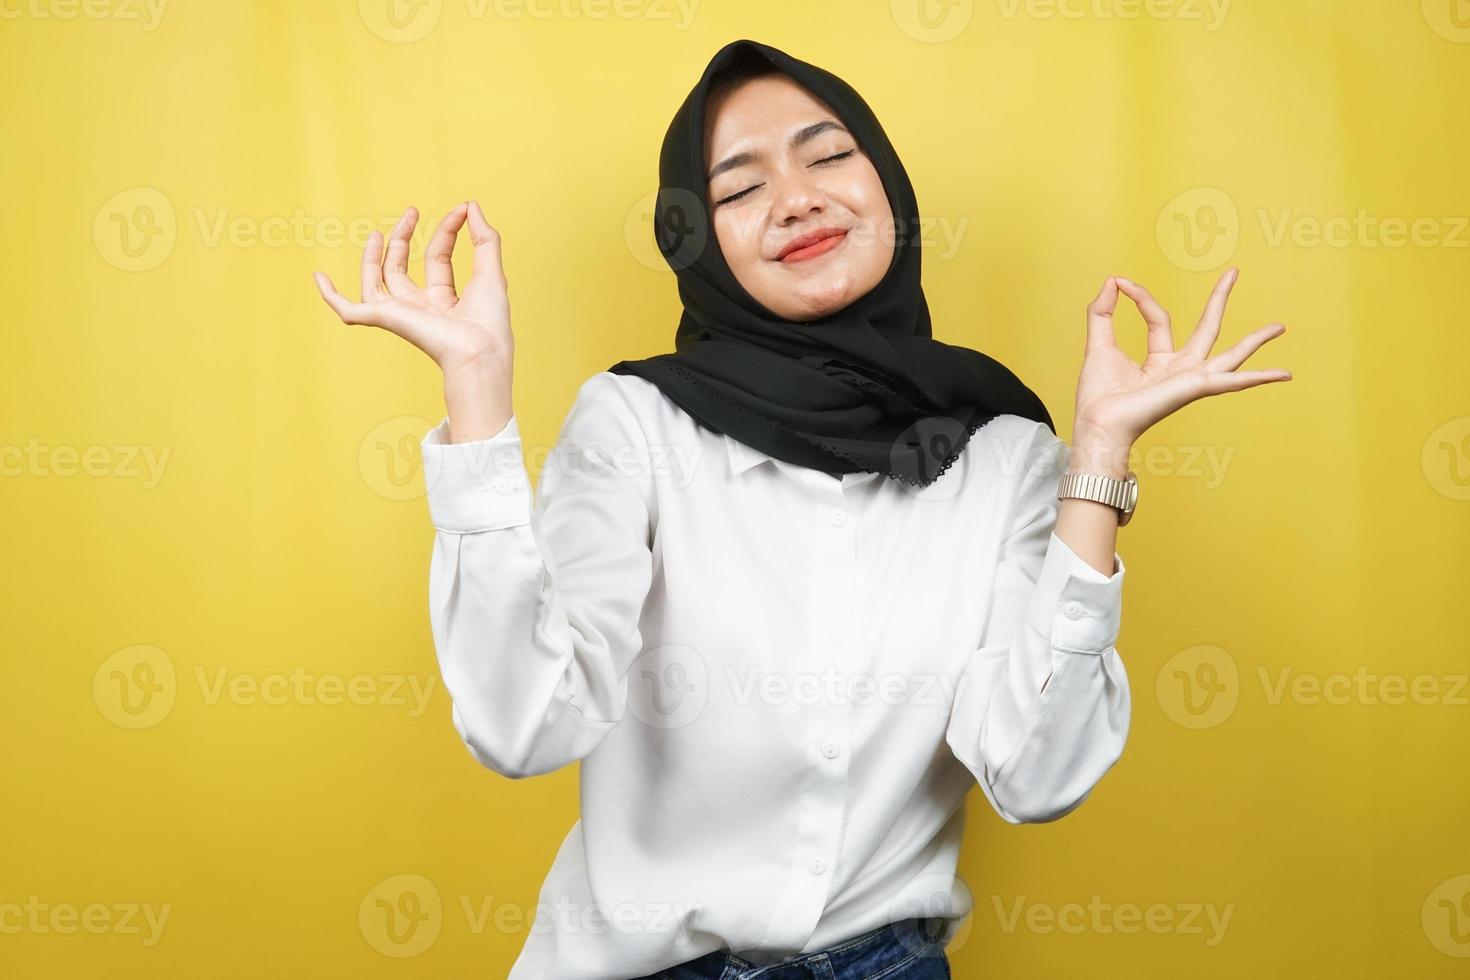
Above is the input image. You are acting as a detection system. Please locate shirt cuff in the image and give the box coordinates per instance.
[1024,530,1126,655]
[420,416,532,533]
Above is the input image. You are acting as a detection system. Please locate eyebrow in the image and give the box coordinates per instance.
[707,120,852,182]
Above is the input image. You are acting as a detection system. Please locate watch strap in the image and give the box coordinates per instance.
[1057,469,1138,526]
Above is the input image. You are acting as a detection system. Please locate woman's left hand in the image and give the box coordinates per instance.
[1074,268,1293,448]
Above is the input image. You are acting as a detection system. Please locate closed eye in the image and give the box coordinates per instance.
[713,149,858,207]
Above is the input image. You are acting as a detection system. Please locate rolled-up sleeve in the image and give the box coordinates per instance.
[421,373,657,780]
[945,420,1131,824]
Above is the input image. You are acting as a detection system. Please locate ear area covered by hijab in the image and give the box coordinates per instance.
[607,38,1055,488]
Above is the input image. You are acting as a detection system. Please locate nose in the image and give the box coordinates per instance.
[769,164,828,226]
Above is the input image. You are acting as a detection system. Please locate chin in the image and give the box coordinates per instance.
[745,256,884,320]
[802,277,872,318]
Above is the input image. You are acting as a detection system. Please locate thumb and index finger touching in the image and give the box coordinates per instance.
[313,199,507,322]
[1088,268,1241,359]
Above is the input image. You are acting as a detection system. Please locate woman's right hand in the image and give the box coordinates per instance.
[313,201,515,441]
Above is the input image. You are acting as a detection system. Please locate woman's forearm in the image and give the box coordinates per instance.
[443,358,514,444]
[1055,419,1131,577]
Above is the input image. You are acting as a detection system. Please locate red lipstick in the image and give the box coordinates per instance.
[777,227,848,263]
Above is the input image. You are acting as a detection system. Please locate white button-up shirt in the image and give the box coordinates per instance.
[420,370,1130,980]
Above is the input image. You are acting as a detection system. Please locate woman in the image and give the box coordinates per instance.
[313,38,1290,980]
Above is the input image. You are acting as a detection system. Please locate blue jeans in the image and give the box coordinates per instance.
[634,915,950,980]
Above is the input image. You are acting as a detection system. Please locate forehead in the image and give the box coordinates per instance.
[703,74,841,155]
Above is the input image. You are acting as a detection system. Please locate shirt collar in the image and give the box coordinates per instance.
[724,432,883,489]
[724,432,772,476]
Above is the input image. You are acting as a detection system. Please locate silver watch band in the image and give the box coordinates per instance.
[1057,469,1138,526]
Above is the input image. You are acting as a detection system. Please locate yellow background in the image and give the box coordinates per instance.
[3,0,1468,976]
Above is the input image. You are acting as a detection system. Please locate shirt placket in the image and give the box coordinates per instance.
[755,463,857,954]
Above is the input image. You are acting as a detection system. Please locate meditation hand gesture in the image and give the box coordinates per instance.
[1070,269,1293,467]
[312,201,515,442]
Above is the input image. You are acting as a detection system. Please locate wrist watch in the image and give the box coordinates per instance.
[1057,469,1139,527]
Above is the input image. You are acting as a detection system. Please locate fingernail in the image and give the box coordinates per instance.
[1116,276,1134,287]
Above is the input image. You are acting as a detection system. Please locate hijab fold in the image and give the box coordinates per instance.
[608,38,1055,487]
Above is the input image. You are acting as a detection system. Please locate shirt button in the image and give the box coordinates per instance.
[809,857,827,875]
[1064,601,1085,620]
[830,508,846,526]
[820,740,839,759]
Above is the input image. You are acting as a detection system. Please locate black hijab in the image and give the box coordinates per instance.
[607,38,1055,488]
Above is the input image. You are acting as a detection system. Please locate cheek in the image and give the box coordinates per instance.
[854,171,896,276]
[831,169,894,261]
[843,158,889,213]
[714,211,760,274]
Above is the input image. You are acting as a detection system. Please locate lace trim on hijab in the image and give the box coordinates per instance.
[664,360,1001,489]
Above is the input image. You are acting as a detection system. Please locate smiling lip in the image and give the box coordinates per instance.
[777,228,848,262]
